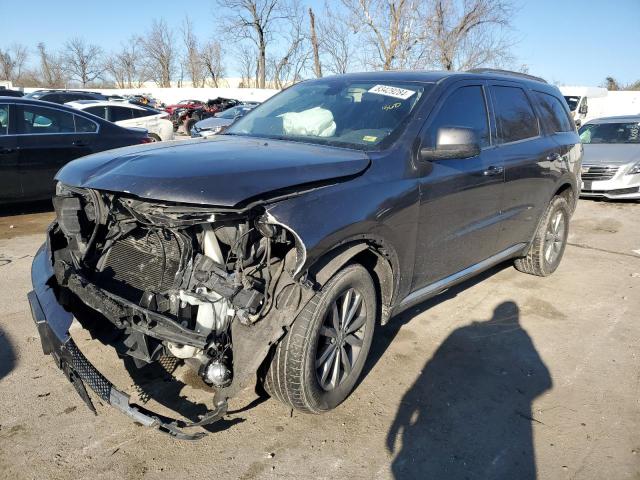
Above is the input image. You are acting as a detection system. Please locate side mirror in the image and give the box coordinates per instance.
[420,127,481,161]
[579,103,588,115]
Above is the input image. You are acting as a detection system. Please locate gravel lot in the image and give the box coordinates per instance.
[0,199,638,480]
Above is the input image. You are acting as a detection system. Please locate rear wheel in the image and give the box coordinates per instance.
[515,195,570,276]
[148,133,161,142]
[263,264,377,413]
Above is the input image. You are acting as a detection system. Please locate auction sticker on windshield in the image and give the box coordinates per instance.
[368,85,416,100]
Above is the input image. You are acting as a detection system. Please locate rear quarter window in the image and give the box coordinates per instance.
[492,86,539,143]
[534,92,574,133]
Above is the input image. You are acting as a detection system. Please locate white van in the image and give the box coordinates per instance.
[559,86,608,127]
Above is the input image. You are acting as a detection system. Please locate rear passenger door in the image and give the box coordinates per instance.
[488,82,559,251]
[0,103,22,202]
[413,82,505,290]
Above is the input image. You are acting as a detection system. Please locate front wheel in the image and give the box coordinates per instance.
[263,264,377,413]
[514,195,570,276]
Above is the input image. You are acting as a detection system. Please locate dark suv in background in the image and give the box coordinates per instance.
[29,70,581,438]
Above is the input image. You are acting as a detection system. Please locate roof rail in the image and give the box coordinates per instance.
[467,68,548,84]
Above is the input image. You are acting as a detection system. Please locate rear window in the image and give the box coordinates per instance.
[492,86,539,143]
[534,92,574,133]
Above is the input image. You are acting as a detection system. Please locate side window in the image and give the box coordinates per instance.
[84,106,107,119]
[74,115,98,133]
[132,108,154,118]
[19,105,75,134]
[42,93,62,104]
[426,85,490,148]
[492,86,539,143]
[0,104,8,135]
[534,92,573,133]
[109,106,134,122]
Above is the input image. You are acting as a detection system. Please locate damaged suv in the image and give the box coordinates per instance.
[29,70,581,439]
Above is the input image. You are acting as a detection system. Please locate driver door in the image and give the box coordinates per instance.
[411,82,505,291]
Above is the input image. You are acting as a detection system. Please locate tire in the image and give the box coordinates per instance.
[148,133,161,142]
[264,264,377,413]
[514,195,570,276]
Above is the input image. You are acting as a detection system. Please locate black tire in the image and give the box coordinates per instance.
[264,264,377,413]
[515,195,570,276]
[148,133,161,142]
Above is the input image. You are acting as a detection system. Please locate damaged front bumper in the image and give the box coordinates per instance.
[28,242,226,440]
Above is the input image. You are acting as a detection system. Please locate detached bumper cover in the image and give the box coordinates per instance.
[28,243,225,440]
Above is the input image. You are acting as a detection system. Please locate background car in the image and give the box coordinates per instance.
[191,104,257,137]
[164,99,204,115]
[66,100,174,142]
[0,88,24,97]
[579,115,640,200]
[0,97,152,204]
[24,89,116,104]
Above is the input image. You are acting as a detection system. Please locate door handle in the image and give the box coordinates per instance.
[482,165,504,176]
[72,140,89,147]
[0,147,17,154]
[546,152,562,162]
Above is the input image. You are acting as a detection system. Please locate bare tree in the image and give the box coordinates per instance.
[104,39,148,88]
[217,0,288,88]
[140,19,176,87]
[0,43,29,83]
[37,43,67,88]
[269,1,309,88]
[308,8,322,78]
[62,37,104,87]
[201,40,225,87]
[316,5,356,74]
[238,45,257,87]
[181,17,205,87]
[424,0,514,71]
[341,0,423,70]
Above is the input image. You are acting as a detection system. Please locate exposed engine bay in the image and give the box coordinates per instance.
[48,183,312,424]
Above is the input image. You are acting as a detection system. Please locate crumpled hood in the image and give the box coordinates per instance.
[582,144,640,166]
[56,135,370,206]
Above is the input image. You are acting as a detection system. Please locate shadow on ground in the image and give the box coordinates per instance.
[0,327,16,382]
[383,298,552,479]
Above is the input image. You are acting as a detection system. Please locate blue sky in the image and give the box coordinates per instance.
[1,0,639,86]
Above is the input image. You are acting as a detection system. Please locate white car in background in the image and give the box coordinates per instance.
[65,100,174,142]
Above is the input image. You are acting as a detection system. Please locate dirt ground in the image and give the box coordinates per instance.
[0,199,638,480]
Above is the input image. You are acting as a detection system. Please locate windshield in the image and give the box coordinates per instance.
[227,79,429,150]
[579,122,640,144]
[563,96,580,111]
[217,106,250,119]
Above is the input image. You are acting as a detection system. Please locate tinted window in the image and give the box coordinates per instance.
[109,106,134,122]
[41,93,62,104]
[84,106,107,119]
[492,86,539,143]
[74,115,98,133]
[131,108,154,118]
[0,104,8,135]
[535,92,573,133]
[20,105,75,134]
[426,85,490,148]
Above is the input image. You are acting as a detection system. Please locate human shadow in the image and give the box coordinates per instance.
[386,301,552,479]
[0,326,16,382]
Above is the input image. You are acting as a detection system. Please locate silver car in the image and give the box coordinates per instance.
[579,115,640,200]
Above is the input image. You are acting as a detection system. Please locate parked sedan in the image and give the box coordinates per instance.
[0,98,151,204]
[66,100,174,142]
[579,115,640,200]
[191,104,257,138]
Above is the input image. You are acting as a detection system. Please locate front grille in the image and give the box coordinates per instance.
[582,165,619,181]
[97,228,184,301]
